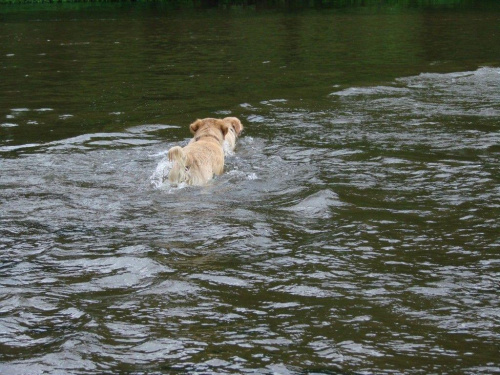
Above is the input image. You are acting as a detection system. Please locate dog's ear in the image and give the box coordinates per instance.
[189,119,203,135]
[224,117,243,135]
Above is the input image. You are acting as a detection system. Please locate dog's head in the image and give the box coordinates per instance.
[223,117,244,136]
[189,118,230,142]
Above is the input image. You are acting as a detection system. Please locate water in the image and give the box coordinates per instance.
[1,3,499,374]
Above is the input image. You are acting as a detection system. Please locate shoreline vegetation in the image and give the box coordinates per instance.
[0,0,493,8]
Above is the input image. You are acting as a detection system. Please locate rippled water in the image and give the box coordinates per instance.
[1,4,500,375]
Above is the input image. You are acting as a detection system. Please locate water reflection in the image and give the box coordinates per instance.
[2,3,500,148]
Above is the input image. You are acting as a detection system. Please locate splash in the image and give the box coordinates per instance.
[150,155,174,189]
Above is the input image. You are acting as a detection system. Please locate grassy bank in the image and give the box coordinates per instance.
[0,0,487,7]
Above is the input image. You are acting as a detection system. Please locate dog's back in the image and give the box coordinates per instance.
[166,117,243,186]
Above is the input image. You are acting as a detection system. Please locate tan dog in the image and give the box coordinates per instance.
[222,117,244,154]
[167,118,231,186]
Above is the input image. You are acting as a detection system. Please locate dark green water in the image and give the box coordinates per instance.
[1,2,499,374]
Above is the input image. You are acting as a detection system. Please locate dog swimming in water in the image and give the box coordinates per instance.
[167,117,244,186]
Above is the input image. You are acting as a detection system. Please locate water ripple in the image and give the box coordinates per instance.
[1,67,499,374]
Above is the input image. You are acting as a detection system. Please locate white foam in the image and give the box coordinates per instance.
[330,85,409,97]
[246,115,266,123]
[215,110,232,115]
[247,173,258,180]
[283,189,345,219]
[0,143,41,152]
[150,157,174,189]
[260,99,287,105]
[223,140,234,156]
[126,124,180,134]
[149,150,170,158]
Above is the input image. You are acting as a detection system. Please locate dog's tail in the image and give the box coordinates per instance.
[167,146,187,184]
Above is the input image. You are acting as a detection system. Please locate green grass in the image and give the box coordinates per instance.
[0,0,492,12]
[0,0,474,5]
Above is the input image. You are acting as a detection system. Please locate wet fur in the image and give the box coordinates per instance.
[168,118,234,186]
[222,117,244,154]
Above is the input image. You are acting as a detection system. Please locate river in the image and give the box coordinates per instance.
[0,2,499,374]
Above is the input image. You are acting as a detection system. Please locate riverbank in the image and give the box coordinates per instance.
[1,0,497,10]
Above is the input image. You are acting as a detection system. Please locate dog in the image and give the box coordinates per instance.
[167,117,243,186]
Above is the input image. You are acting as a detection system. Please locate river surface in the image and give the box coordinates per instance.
[1,2,499,374]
